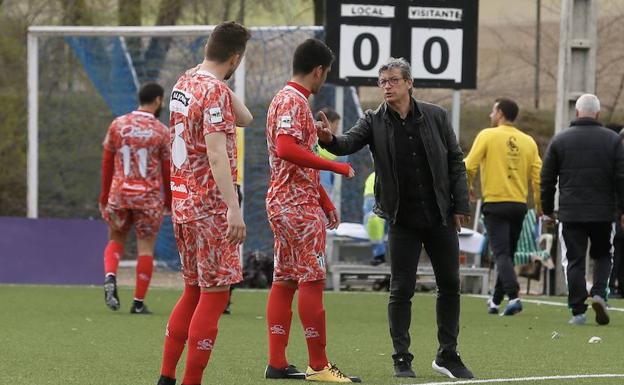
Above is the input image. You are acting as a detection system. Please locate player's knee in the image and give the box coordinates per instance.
[274,280,298,289]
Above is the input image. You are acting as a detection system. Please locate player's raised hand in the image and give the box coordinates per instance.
[316,111,333,143]
[326,209,340,230]
[226,206,246,245]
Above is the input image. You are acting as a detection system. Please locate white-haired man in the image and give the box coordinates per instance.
[541,93,624,325]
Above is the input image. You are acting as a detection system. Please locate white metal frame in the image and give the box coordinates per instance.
[26,25,322,218]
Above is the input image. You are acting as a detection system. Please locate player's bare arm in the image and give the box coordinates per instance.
[205,132,246,245]
[229,89,253,127]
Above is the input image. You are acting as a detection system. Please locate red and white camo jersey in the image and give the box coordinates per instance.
[266,84,321,219]
[169,67,237,224]
[103,110,170,209]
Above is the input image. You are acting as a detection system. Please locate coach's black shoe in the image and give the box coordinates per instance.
[265,364,306,380]
[393,353,416,377]
[157,375,175,385]
[130,301,152,314]
[104,275,120,311]
[432,350,474,379]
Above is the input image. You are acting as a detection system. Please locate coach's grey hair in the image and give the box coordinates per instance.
[575,93,600,116]
[378,57,412,81]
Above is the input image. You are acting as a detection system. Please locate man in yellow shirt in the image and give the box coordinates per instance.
[464,98,542,316]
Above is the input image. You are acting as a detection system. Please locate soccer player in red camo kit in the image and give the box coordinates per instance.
[156,21,252,385]
[100,82,171,315]
[264,38,361,383]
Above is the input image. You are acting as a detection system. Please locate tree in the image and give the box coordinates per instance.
[236,0,245,24]
[313,0,324,25]
[140,0,184,81]
[119,0,141,26]
[60,0,93,25]
[119,0,142,66]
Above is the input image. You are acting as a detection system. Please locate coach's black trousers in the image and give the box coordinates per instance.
[482,202,527,304]
[387,220,460,356]
[561,222,613,315]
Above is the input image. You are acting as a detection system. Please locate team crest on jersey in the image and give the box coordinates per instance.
[170,89,192,116]
[209,107,223,123]
[278,115,292,128]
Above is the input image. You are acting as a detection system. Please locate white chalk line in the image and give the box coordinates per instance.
[467,294,624,312]
[410,373,624,385]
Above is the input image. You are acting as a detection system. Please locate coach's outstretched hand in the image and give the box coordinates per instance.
[316,111,334,144]
[226,206,246,245]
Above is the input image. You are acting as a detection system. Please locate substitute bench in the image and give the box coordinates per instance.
[329,263,490,294]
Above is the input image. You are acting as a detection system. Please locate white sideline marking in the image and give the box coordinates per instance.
[412,373,624,385]
[467,294,624,312]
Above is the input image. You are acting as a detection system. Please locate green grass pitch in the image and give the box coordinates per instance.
[1,285,623,385]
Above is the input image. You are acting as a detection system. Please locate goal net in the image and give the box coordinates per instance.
[27,25,370,260]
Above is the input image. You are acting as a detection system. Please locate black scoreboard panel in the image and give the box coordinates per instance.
[325,0,479,89]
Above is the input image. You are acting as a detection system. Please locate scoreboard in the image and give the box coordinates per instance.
[325,0,479,89]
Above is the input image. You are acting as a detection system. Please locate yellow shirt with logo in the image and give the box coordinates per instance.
[464,124,542,212]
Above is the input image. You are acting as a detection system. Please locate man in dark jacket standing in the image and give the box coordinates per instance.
[317,58,472,379]
[541,93,624,326]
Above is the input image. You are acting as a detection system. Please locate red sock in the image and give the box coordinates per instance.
[266,283,297,369]
[103,241,123,276]
[160,284,201,379]
[134,255,154,301]
[182,290,230,385]
[298,280,328,371]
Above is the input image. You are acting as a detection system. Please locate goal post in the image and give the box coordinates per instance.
[26,25,368,256]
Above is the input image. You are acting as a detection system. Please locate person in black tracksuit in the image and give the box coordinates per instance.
[541,94,624,325]
[607,124,624,298]
[611,218,624,298]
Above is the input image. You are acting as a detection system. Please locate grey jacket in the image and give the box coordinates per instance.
[320,98,470,225]
[541,118,624,222]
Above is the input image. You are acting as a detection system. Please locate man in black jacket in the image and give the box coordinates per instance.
[317,58,472,379]
[541,93,624,326]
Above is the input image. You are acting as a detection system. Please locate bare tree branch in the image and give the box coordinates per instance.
[605,71,624,122]
[236,0,245,23]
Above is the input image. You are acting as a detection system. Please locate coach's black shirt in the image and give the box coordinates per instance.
[389,100,440,229]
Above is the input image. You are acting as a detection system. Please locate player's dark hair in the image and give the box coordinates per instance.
[316,107,341,122]
[138,82,164,105]
[205,21,252,63]
[495,98,519,122]
[293,38,334,75]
